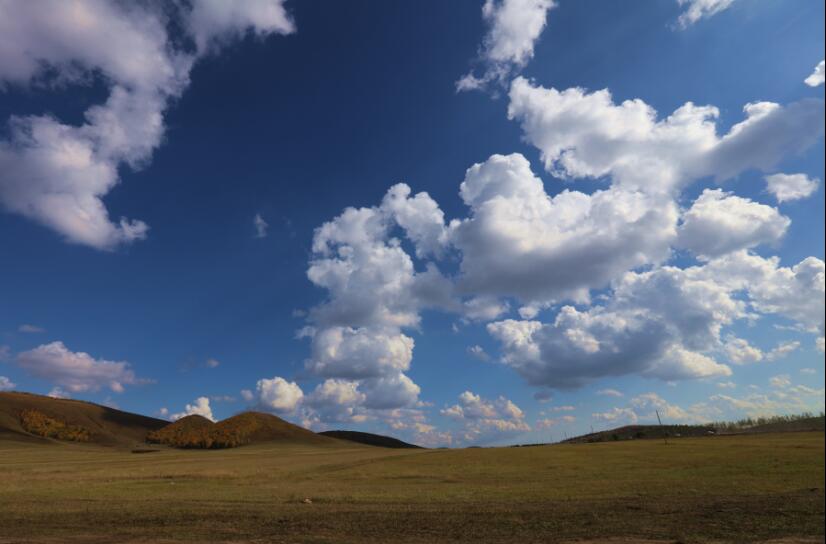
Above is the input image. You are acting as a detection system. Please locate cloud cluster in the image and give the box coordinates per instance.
[15,341,145,393]
[299,75,823,406]
[457,0,555,91]
[508,78,824,194]
[0,0,293,249]
[441,391,530,444]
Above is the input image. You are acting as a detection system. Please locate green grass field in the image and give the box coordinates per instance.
[1,432,823,543]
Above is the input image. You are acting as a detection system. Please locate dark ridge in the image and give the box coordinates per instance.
[319,430,422,449]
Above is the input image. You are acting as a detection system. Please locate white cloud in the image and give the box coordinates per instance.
[304,326,414,380]
[240,389,255,402]
[171,397,214,422]
[800,368,816,375]
[805,60,825,87]
[508,78,824,195]
[676,0,735,29]
[441,391,530,444]
[596,388,624,398]
[457,0,556,91]
[677,189,789,257]
[536,415,575,428]
[697,251,824,336]
[765,340,800,362]
[724,335,763,365]
[185,0,294,54]
[593,407,638,424]
[467,345,491,361]
[255,376,304,413]
[206,358,221,368]
[769,374,792,389]
[717,381,737,389]
[0,0,293,249]
[16,341,144,393]
[450,153,677,305]
[254,214,269,238]
[765,173,820,203]
[487,262,740,388]
[0,376,16,391]
[18,324,45,333]
[47,387,70,399]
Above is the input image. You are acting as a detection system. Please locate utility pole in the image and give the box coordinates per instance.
[656,409,668,445]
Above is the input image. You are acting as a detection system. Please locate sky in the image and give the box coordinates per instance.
[0,0,824,447]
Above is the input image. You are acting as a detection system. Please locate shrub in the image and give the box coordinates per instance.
[19,409,91,442]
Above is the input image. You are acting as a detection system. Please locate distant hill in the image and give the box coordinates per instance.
[563,414,825,444]
[563,424,717,444]
[148,411,338,448]
[319,430,422,449]
[0,391,167,446]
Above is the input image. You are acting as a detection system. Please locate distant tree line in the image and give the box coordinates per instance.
[711,412,825,432]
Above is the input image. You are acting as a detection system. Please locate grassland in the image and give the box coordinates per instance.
[0,432,823,543]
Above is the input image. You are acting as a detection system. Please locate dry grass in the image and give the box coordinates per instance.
[0,432,823,543]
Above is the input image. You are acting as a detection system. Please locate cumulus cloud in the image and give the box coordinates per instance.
[451,153,677,305]
[724,335,763,364]
[171,397,214,422]
[15,341,145,393]
[508,78,824,195]
[441,391,530,444]
[457,0,556,92]
[765,173,820,203]
[675,0,735,29]
[487,261,742,388]
[696,251,824,336]
[255,376,304,413]
[0,376,16,391]
[300,75,823,399]
[805,60,825,87]
[0,0,293,249]
[677,189,789,257]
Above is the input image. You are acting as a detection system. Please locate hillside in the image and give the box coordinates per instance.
[563,424,717,444]
[0,391,168,447]
[320,430,422,449]
[149,411,338,448]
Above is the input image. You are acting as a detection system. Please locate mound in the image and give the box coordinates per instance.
[0,391,168,446]
[320,430,422,449]
[146,414,216,448]
[148,411,337,449]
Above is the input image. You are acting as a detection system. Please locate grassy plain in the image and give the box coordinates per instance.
[0,432,823,543]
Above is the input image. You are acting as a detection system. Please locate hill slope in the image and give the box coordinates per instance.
[0,391,168,446]
[320,430,422,449]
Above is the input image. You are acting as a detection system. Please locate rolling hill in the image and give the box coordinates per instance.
[320,430,422,449]
[0,391,168,446]
[148,411,339,448]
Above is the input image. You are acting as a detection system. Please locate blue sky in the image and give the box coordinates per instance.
[0,0,823,447]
